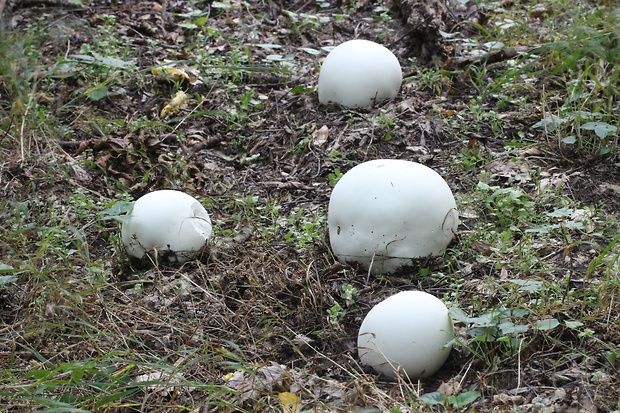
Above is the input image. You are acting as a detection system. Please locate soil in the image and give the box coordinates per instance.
[1,0,619,412]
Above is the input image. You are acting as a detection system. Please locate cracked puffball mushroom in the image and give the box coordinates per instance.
[121,190,212,263]
[318,39,402,108]
[327,159,459,274]
[358,291,454,380]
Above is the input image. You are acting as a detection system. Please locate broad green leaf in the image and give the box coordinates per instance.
[499,321,529,335]
[507,279,543,292]
[449,307,471,323]
[450,391,480,408]
[547,207,573,218]
[581,121,617,139]
[97,55,134,69]
[86,84,109,101]
[562,135,577,144]
[418,391,446,406]
[533,114,565,132]
[565,320,584,329]
[0,275,18,286]
[535,318,560,331]
[0,263,16,272]
[100,201,134,223]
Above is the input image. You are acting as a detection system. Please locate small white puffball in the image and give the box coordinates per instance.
[358,291,454,379]
[121,190,212,263]
[318,39,402,108]
[328,159,459,274]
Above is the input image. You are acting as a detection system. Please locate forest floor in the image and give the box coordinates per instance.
[1,0,620,412]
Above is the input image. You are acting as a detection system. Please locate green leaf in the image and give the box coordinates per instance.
[562,135,577,144]
[212,1,234,9]
[581,121,617,139]
[418,391,446,406]
[450,391,480,408]
[565,320,584,329]
[499,321,529,335]
[86,85,109,101]
[91,52,134,69]
[535,318,560,331]
[0,275,17,286]
[100,201,134,223]
[298,47,320,55]
[507,279,543,292]
[0,263,17,273]
[532,114,565,132]
[449,307,471,323]
[547,207,573,218]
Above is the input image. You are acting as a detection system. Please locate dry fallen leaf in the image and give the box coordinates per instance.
[530,3,552,18]
[311,125,329,147]
[278,392,301,413]
[160,90,188,118]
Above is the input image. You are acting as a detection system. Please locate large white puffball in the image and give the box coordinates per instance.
[121,190,212,263]
[318,39,402,108]
[358,291,454,379]
[328,159,459,274]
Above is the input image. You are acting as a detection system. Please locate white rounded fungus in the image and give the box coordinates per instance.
[121,190,212,263]
[328,159,459,274]
[358,291,454,380]
[318,39,402,108]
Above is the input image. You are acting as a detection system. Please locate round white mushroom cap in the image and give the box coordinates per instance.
[358,291,454,379]
[121,190,212,263]
[328,159,459,274]
[318,39,402,108]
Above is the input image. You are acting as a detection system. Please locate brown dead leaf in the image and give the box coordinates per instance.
[311,125,329,147]
[436,377,461,396]
[530,3,553,18]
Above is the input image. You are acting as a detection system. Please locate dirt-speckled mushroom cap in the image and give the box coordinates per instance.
[121,190,212,263]
[328,159,459,274]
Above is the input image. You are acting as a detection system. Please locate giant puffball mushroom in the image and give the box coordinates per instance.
[121,190,212,263]
[318,39,402,108]
[358,291,454,380]
[328,159,459,274]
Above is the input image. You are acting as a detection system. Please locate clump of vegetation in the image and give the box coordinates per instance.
[1,0,619,411]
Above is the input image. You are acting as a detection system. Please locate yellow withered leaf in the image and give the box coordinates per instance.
[151,67,191,82]
[278,392,301,413]
[160,90,187,118]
